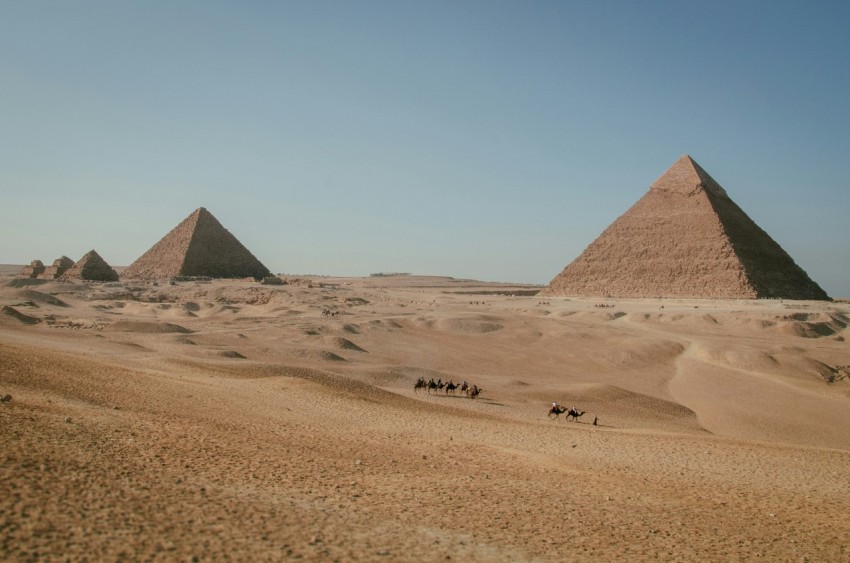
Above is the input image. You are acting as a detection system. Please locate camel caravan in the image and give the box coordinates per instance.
[548,404,585,422]
[412,377,594,422]
[413,377,482,399]
[411,377,598,424]
[548,403,599,426]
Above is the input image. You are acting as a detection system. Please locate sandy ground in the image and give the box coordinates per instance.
[1,271,849,561]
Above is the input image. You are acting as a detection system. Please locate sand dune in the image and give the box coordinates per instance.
[14,288,70,308]
[1,305,40,325]
[104,320,192,334]
[1,275,849,561]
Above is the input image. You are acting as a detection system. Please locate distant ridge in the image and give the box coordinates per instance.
[541,155,829,300]
[123,208,271,281]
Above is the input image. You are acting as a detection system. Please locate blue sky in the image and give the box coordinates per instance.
[1,1,848,296]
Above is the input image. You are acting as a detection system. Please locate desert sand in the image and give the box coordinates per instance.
[1,269,849,561]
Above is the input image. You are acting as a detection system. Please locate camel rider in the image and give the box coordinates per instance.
[552,402,560,411]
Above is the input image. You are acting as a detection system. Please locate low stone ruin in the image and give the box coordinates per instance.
[261,276,285,285]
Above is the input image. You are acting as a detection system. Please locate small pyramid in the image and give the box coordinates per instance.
[37,256,75,279]
[541,156,829,300]
[19,260,46,279]
[123,207,271,281]
[62,250,119,282]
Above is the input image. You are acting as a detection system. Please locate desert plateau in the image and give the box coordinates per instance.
[1,266,848,561]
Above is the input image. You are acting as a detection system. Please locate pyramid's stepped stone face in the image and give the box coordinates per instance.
[543,187,756,299]
[123,208,271,281]
[180,211,270,279]
[123,213,197,279]
[542,156,829,300]
[708,193,828,300]
[62,250,119,282]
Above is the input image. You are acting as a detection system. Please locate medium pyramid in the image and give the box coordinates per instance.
[123,207,271,281]
[62,250,119,281]
[541,155,829,300]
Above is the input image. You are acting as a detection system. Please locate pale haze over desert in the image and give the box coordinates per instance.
[2,2,849,562]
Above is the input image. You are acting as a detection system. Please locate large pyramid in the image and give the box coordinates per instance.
[62,250,119,281]
[123,207,271,281]
[541,155,829,300]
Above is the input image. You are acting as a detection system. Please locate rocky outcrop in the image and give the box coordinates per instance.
[542,155,829,300]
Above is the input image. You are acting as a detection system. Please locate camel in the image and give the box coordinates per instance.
[413,378,427,392]
[466,385,481,399]
[567,408,585,422]
[548,406,585,421]
[426,379,445,394]
[548,406,568,420]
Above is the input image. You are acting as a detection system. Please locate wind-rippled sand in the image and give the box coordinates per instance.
[2,274,848,561]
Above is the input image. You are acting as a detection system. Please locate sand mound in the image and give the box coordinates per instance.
[290,349,348,363]
[426,316,503,334]
[219,350,247,359]
[532,383,703,431]
[693,346,844,384]
[738,317,777,330]
[14,289,69,308]
[212,305,241,316]
[318,351,347,362]
[158,306,198,319]
[5,278,50,288]
[170,362,408,406]
[368,319,402,330]
[604,338,686,369]
[105,320,192,334]
[624,311,725,328]
[624,310,849,340]
[392,366,457,383]
[328,337,367,353]
[557,310,625,322]
[774,319,844,338]
[0,306,40,325]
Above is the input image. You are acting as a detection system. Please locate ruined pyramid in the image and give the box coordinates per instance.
[541,155,829,300]
[123,207,271,281]
[62,250,119,282]
[38,256,75,280]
